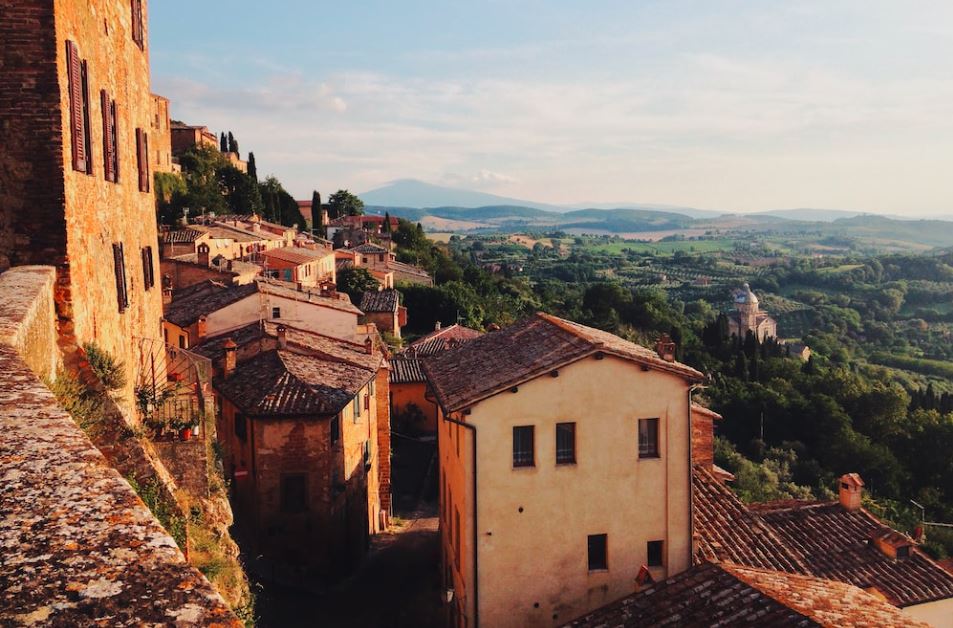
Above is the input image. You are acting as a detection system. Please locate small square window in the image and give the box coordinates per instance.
[556,422,576,464]
[272,307,281,319]
[588,534,608,571]
[330,415,340,445]
[639,418,660,458]
[280,474,307,513]
[512,425,534,467]
[647,540,664,567]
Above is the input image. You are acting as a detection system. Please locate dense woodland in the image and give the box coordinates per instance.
[390,223,953,556]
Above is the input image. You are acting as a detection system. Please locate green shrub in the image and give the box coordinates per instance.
[83,342,127,391]
[46,370,104,436]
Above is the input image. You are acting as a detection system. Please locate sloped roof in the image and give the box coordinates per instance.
[753,501,953,607]
[214,349,374,417]
[390,356,427,385]
[350,243,389,254]
[257,280,362,315]
[260,246,333,265]
[693,466,810,573]
[164,281,258,327]
[388,259,431,279]
[406,324,482,356]
[159,228,205,244]
[421,313,703,413]
[567,561,930,628]
[360,289,399,313]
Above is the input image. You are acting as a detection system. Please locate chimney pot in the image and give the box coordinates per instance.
[196,315,208,339]
[656,334,677,362]
[364,336,374,355]
[162,287,173,306]
[277,324,288,350]
[839,473,864,511]
[197,243,211,267]
[223,338,237,377]
[435,321,442,331]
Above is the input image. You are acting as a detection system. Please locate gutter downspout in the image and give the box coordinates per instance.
[688,383,707,567]
[444,411,479,628]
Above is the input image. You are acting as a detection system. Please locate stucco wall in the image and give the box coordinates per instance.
[904,597,953,628]
[204,293,358,343]
[440,354,693,628]
[391,381,438,434]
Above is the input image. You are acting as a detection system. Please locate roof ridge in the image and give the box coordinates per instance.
[721,563,850,626]
[534,311,604,347]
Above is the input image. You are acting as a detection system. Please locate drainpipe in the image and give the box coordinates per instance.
[443,411,479,628]
[687,383,707,567]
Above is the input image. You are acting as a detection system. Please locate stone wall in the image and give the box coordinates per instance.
[154,438,210,497]
[376,367,393,520]
[0,265,238,625]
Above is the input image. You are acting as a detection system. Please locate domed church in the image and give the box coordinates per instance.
[728,283,777,341]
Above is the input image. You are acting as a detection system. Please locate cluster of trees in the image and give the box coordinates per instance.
[155,145,305,229]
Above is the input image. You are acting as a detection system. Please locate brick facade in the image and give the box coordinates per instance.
[150,93,173,173]
[0,0,164,400]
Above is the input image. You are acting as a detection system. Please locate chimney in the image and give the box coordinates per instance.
[364,336,374,355]
[276,324,288,350]
[435,320,442,331]
[223,338,237,377]
[196,315,208,340]
[839,473,864,511]
[656,334,677,362]
[162,286,173,306]
[197,243,210,267]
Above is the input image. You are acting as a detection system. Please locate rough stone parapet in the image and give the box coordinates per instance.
[0,267,238,625]
[0,266,59,380]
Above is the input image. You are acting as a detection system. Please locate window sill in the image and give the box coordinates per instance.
[555,461,577,467]
[638,455,662,461]
[512,464,536,470]
[588,568,609,574]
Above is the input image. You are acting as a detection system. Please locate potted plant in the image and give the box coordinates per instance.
[171,415,195,441]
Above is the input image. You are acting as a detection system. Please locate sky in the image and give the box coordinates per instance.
[150,1,953,214]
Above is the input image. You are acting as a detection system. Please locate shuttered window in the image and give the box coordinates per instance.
[513,425,535,467]
[141,246,154,289]
[130,0,145,49]
[135,129,150,192]
[66,41,91,174]
[112,243,129,312]
[101,91,119,182]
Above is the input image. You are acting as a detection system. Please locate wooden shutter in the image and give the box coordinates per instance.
[136,129,150,192]
[113,243,129,311]
[131,0,144,48]
[110,100,120,182]
[66,41,87,172]
[141,246,154,289]
[101,90,115,182]
[81,61,92,174]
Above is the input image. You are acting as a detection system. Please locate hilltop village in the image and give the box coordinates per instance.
[3,2,953,628]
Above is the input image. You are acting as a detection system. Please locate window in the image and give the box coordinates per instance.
[234,413,247,442]
[512,425,534,467]
[271,307,281,319]
[556,422,576,464]
[178,335,185,349]
[353,395,362,420]
[588,534,608,571]
[141,246,154,289]
[364,389,370,411]
[135,128,150,192]
[363,441,371,470]
[638,418,660,459]
[280,474,307,513]
[368,378,375,396]
[100,90,119,182]
[647,540,664,567]
[131,0,145,49]
[330,415,340,445]
[66,41,91,174]
[112,243,128,312]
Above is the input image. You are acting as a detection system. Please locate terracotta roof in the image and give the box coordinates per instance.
[167,253,261,276]
[350,243,389,254]
[214,349,375,417]
[260,246,333,266]
[390,355,427,384]
[257,280,362,315]
[693,465,809,573]
[388,259,431,279]
[406,324,482,356]
[191,224,261,243]
[754,501,953,607]
[422,313,703,413]
[159,228,205,243]
[192,321,383,372]
[691,402,722,420]
[568,561,929,627]
[360,289,399,313]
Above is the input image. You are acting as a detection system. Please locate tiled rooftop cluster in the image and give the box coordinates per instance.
[390,324,482,384]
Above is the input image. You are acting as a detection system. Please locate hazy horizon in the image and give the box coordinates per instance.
[150,1,953,216]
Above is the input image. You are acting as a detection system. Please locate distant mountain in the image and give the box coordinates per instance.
[563,202,724,219]
[754,208,872,222]
[359,179,561,211]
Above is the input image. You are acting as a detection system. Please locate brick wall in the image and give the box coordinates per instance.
[692,412,714,469]
[150,93,173,173]
[376,367,393,519]
[154,439,210,497]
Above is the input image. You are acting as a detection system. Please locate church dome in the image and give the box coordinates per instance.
[735,282,759,306]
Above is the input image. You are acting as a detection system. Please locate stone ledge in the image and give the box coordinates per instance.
[0,266,58,380]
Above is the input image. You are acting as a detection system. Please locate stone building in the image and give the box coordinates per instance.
[346,242,433,286]
[728,283,777,342]
[170,121,218,155]
[359,289,406,339]
[422,313,705,627]
[260,244,336,287]
[0,0,165,399]
[150,93,175,173]
[194,321,390,574]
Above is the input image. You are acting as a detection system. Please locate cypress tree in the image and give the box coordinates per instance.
[312,190,323,236]
[227,131,239,156]
[383,211,392,233]
[247,152,257,182]
[219,132,228,152]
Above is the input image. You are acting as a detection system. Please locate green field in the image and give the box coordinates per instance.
[578,238,742,255]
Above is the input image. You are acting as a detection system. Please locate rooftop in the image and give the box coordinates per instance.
[360,289,400,313]
[567,561,929,628]
[159,228,205,244]
[214,349,375,417]
[421,313,703,413]
[350,242,390,255]
[406,324,482,357]
[260,245,334,266]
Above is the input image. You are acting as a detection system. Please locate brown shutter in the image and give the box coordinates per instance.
[81,61,92,174]
[111,100,120,182]
[101,90,115,182]
[141,246,154,289]
[131,0,144,48]
[136,129,150,192]
[143,132,150,192]
[113,243,129,311]
[66,41,87,172]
